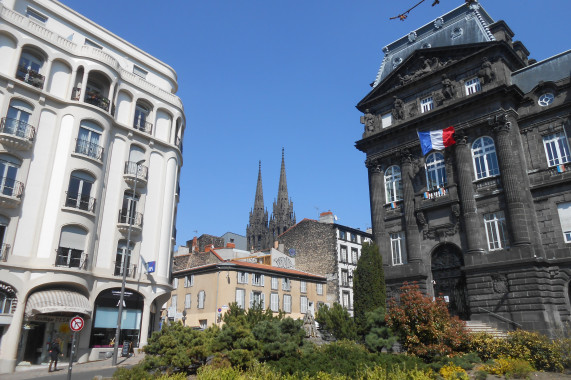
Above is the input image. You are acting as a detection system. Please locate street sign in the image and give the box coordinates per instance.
[70,316,84,332]
[147,261,156,273]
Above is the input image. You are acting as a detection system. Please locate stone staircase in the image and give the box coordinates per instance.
[465,320,508,338]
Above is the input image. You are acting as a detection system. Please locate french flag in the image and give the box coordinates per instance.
[418,126,456,155]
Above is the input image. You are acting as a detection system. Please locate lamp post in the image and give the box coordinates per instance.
[112,159,145,366]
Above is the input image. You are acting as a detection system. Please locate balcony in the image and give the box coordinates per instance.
[114,263,137,278]
[84,91,110,111]
[423,186,449,200]
[0,178,24,208]
[65,191,96,213]
[0,243,10,261]
[75,138,104,161]
[15,65,45,89]
[0,117,36,150]
[133,120,153,135]
[55,247,87,269]
[117,209,143,236]
[124,161,148,188]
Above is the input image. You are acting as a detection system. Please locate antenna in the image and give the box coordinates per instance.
[314,206,319,218]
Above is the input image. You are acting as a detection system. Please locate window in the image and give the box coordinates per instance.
[237,271,248,284]
[56,225,87,268]
[425,152,447,190]
[252,273,264,286]
[472,137,500,179]
[270,293,279,312]
[300,296,308,314]
[339,230,346,240]
[381,113,392,128]
[340,246,348,263]
[316,283,323,295]
[120,191,140,224]
[350,233,357,242]
[341,269,349,287]
[250,291,265,309]
[282,278,291,291]
[0,155,21,197]
[351,248,358,264]
[172,278,178,289]
[384,165,403,203]
[184,275,194,288]
[75,121,103,160]
[4,100,33,139]
[171,295,177,311]
[26,7,48,23]
[557,203,571,242]
[65,171,95,211]
[342,291,351,309]
[16,50,44,88]
[198,290,205,309]
[465,77,481,95]
[271,277,278,290]
[420,96,434,113]
[84,39,103,50]
[538,93,554,107]
[0,215,8,260]
[390,232,407,265]
[283,294,292,313]
[300,281,307,293]
[184,294,191,309]
[484,211,509,250]
[543,132,571,167]
[199,319,207,329]
[235,289,245,309]
[114,241,134,276]
[134,103,151,132]
[133,65,148,79]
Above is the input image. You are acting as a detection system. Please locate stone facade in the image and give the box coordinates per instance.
[356,1,571,336]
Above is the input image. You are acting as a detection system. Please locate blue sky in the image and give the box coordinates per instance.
[60,0,571,246]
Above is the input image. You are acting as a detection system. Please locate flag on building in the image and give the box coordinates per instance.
[418,126,456,155]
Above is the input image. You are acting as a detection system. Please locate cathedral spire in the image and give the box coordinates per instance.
[247,161,269,251]
[277,148,288,205]
[270,148,296,241]
[254,160,264,213]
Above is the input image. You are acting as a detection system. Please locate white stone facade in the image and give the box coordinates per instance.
[0,0,184,373]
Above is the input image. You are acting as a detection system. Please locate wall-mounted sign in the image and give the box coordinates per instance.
[147,261,156,273]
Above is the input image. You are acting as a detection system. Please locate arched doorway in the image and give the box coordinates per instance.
[431,243,470,320]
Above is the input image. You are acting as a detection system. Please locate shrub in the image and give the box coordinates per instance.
[438,363,469,380]
[474,369,488,380]
[429,352,481,372]
[315,303,357,341]
[363,306,397,353]
[386,282,470,361]
[483,357,534,378]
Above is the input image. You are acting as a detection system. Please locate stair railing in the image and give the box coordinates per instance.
[477,307,522,329]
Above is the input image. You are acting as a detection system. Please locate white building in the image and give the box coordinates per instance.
[0,0,184,373]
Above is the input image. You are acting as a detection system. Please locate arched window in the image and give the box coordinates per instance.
[0,154,22,197]
[425,152,447,190]
[120,190,140,225]
[384,165,403,203]
[66,170,95,211]
[115,240,134,276]
[0,282,17,314]
[56,225,87,268]
[84,71,110,111]
[133,102,152,133]
[0,215,9,261]
[472,136,500,179]
[16,48,45,88]
[4,99,34,138]
[75,120,103,160]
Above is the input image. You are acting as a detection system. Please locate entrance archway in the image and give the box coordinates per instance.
[431,243,469,320]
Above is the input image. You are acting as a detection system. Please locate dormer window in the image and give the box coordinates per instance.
[26,7,48,23]
[538,93,554,107]
[420,97,434,113]
[465,78,481,95]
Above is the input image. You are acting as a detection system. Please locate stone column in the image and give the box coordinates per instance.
[0,299,26,374]
[491,114,530,246]
[454,134,485,253]
[366,159,389,265]
[138,300,152,347]
[401,151,421,263]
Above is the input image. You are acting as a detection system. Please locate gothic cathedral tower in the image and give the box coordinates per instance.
[269,149,296,242]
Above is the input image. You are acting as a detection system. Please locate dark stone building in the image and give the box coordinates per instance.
[247,149,296,250]
[355,1,571,336]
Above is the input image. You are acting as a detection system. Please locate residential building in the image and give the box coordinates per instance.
[168,245,327,326]
[221,232,246,251]
[356,1,570,335]
[0,0,184,373]
[277,212,373,315]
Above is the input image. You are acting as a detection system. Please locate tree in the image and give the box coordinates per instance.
[364,306,397,352]
[353,241,386,335]
[315,303,357,340]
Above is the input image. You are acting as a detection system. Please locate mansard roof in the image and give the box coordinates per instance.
[512,50,571,94]
[371,1,495,88]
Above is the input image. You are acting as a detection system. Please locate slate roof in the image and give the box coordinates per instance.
[511,50,571,94]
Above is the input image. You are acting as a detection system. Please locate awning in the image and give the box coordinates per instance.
[25,289,92,318]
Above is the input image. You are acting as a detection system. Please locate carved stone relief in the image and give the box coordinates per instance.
[392,97,406,121]
[492,274,509,293]
[477,56,495,85]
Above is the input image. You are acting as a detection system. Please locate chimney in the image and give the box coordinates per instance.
[192,236,198,252]
[278,243,285,252]
[226,242,235,248]
[205,244,214,252]
[319,211,335,224]
[274,240,279,249]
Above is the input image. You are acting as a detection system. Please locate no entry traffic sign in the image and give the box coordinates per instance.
[70,316,84,332]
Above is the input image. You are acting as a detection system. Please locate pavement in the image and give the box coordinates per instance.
[1,354,145,380]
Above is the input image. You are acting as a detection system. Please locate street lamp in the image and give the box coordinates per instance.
[112,159,145,366]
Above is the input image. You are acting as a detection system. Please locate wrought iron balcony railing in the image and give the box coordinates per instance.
[118,209,143,227]
[55,247,86,269]
[0,243,10,261]
[15,65,45,89]
[124,161,148,181]
[133,119,153,134]
[65,191,96,212]
[0,177,24,198]
[0,118,36,141]
[75,138,104,161]
[84,91,110,111]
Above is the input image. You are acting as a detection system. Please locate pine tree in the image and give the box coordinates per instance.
[353,241,386,335]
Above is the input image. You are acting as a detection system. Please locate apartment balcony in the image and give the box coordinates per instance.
[55,247,87,269]
[15,65,45,89]
[117,209,143,236]
[0,243,10,261]
[74,138,104,162]
[0,178,24,208]
[84,91,110,112]
[64,192,96,213]
[124,161,148,188]
[114,263,137,278]
[0,118,36,150]
[133,119,153,135]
